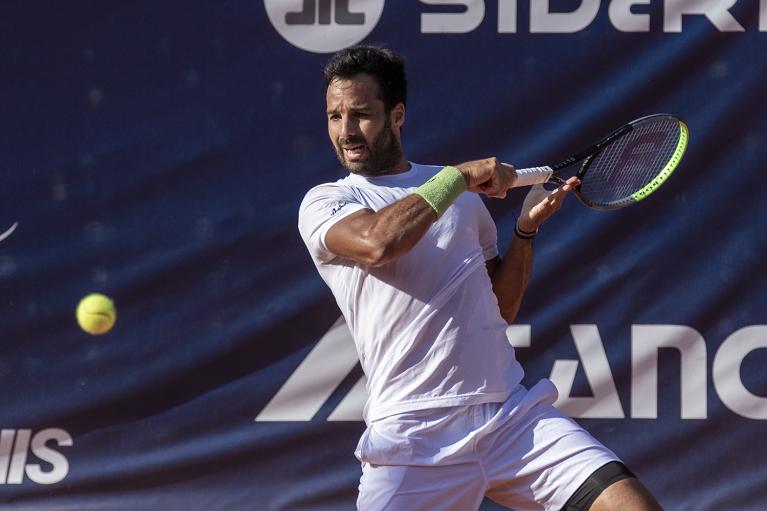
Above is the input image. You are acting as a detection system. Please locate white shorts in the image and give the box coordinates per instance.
[355,379,619,511]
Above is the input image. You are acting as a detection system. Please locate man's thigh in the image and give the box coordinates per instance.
[480,383,620,510]
[589,476,662,511]
[357,461,486,511]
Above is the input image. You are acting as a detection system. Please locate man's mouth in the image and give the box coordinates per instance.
[342,143,367,159]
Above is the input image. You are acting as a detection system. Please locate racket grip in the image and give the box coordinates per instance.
[514,166,553,187]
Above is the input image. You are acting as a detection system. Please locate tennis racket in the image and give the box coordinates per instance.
[513,114,689,210]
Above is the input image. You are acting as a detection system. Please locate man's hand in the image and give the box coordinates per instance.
[517,176,580,232]
[455,158,517,198]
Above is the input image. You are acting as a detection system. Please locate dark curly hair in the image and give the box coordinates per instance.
[323,46,407,112]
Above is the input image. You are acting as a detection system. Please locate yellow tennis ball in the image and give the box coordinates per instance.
[76,293,116,335]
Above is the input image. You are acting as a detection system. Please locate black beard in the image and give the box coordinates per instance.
[335,119,403,176]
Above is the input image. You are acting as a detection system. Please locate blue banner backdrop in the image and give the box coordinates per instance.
[2,1,766,510]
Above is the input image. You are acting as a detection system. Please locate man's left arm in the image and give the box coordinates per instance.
[487,177,580,323]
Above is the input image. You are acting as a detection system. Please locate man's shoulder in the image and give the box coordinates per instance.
[298,175,366,227]
[300,176,357,205]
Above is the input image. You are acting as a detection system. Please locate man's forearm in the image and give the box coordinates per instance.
[488,177,581,322]
[490,235,533,323]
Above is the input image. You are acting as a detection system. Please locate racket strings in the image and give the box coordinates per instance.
[580,119,681,205]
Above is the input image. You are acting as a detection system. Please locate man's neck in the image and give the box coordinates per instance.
[358,159,411,178]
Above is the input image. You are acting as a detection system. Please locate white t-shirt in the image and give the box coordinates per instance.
[298,163,524,422]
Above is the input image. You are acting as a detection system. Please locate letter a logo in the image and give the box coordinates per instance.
[264,0,385,53]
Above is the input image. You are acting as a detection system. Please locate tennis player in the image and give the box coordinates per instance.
[298,46,662,511]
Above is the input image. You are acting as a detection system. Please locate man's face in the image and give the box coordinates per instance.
[326,73,405,176]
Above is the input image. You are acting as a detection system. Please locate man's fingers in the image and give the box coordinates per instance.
[561,176,581,191]
[518,176,580,231]
[548,177,580,198]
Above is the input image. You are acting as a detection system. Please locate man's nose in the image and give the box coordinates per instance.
[340,116,359,138]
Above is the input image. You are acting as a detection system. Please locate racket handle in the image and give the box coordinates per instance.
[514,166,553,187]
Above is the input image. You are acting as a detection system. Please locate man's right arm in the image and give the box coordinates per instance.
[324,158,517,267]
[324,194,436,267]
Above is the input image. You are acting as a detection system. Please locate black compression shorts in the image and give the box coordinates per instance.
[561,461,636,511]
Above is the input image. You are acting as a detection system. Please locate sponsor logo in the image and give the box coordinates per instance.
[0,428,72,485]
[331,200,348,216]
[256,319,767,421]
[419,0,755,34]
[0,222,18,244]
[266,0,764,53]
[264,0,386,53]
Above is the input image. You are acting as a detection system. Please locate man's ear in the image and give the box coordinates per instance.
[391,103,405,129]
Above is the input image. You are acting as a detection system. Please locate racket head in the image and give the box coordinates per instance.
[573,114,689,210]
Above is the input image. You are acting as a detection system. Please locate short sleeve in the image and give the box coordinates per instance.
[476,200,499,261]
[298,183,367,263]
